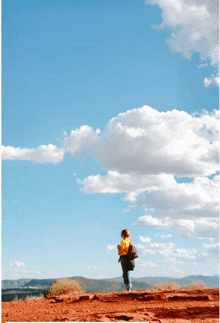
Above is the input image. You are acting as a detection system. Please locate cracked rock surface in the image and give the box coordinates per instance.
[2,288,219,322]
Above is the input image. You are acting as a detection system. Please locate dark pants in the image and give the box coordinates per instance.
[120,255,130,288]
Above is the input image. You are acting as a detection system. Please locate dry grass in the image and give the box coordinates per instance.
[25,294,44,300]
[153,282,180,290]
[153,281,209,290]
[46,278,82,297]
[188,281,208,289]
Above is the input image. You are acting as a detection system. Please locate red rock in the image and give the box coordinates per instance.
[1,288,219,322]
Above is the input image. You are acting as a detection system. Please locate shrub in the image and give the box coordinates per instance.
[153,282,180,290]
[25,294,44,300]
[45,279,82,297]
[188,281,208,289]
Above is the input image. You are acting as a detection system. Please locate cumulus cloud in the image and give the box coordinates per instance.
[137,237,198,261]
[135,215,219,238]
[156,234,173,239]
[139,235,152,243]
[107,245,117,253]
[147,0,219,64]
[75,106,219,177]
[136,175,219,219]
[2,144,64,163]
[64,126,100,156]
[204,74,220,87]
[136,260,158,268]
[146,0,219,85]
[81,172,218,216]
[2,106,219,239]
[9,261,26,267]
[3,107,219,176]
[80,171,175,194]
[202,242,219,259]
[81,169,219,237]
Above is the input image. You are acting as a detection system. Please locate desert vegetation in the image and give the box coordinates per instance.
[153,281,180,290]
[25,295,44,300]
[188,281,208,289]
[153,281,208,290]
[44,278,82,297]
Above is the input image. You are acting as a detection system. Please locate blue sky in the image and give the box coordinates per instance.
[2,0,219,280]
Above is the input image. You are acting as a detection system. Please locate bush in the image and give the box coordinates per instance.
[25,294,44,300]
[188,281,208,289]
[153,282,180,290]
[44,279,82,297]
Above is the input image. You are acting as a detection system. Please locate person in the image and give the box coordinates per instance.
[117,229,135,292]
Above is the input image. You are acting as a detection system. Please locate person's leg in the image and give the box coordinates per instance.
[120,257,131,291]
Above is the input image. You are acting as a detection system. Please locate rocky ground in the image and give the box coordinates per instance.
[2,288,219,322]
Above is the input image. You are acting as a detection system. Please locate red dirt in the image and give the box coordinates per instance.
[2,288,219,322]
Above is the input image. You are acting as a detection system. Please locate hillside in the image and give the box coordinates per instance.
[1,279,31,290]
[3,274,218,290]
[2,277,153,301]
[133,275,219,288]
[2,275,219,302]
[176,275,219,287]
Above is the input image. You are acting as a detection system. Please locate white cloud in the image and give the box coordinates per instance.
[202,242,219,259]
[146,0,219,86]
[135,175,219,219]
[202,243,219,260]
[203,242,219,250]
[9,261,26,268]
[147,0,219,65]
[64,125,100,156]
[80,171,175,194]
[136,260,158,268]
[2,144,64,163]
[75,107,219,177]
[136,239,198,261]
[204,74,220,87]
[81,168,218,237]
[156,234,173,239]
[3,107,219,177]
[2,106,219,239]
[198,63,208,69]
[87,265,98,269]
[174,248,198,260]
[135,215,219,238]
[85,174,218,221]
[139,235,152,243]
[107,245,117,253]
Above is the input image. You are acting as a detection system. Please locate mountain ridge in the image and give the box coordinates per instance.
[2,274,219,290]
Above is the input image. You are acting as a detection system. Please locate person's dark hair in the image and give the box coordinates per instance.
[121,229,131,238]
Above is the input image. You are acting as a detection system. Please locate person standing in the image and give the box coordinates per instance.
[117,229,135,292]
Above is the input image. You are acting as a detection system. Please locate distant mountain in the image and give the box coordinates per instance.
[2,274,219,302]
[132,277,175,284]
[23,276,153,293]
[23,279,57,288]
[133,275,219,288]
[2,279,31,290]
[107,275,219,287]
[1,276,153,301]
[176,275,219,288]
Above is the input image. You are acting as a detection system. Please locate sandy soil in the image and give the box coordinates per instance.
[2,288,219,322]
